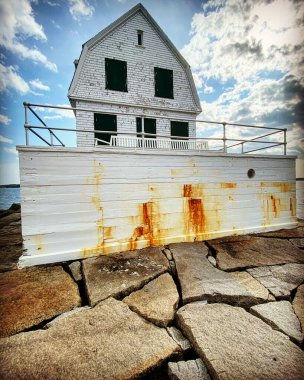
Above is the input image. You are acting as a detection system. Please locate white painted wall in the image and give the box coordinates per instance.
[296,180,304,219]
[17,146,297,267]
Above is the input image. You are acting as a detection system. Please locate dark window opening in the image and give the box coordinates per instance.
[154,67,173,99]
[136,117,156,138]
[105,58,127,92]
[94,113,117,145]
[171,121,189,140]
[137,30,143,46]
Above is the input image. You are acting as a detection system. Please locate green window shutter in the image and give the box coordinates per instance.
[105,58,128,92]
[136,117,142,137]
[94,113,117,145]
[171,121,189,139]
[154,67,173,99]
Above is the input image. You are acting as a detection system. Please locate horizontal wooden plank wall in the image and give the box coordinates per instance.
[17,147,297,267]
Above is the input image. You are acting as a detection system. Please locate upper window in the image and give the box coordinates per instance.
[105,58,127,92]
[154,67,173,99]
[137,30,143,46]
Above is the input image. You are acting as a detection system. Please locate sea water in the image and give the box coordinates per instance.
[0,188,20,210]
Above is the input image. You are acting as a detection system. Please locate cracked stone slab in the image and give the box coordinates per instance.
[256,226,304,239]
[0,298,180,380]
[251,301,303,344]
[293,284,304,332]
[208,236,304,270]
[247,263,304,298]
[123,273,179,327]
[169,242,257,306]
[166,327,192,352]
[230,271,275,302]
[168,359,211,380]
[290,238,304,249]
[176,303,304,380]
[83,246,169,306]
[69,261,82,282]
[0,266,81,338]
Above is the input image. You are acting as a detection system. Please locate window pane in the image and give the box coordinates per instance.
[137,31,143,45]
[94,113,117,145]
[105,58,127,92]
[154,67,173,99]
[136,118,156,138]
[144,118,156,138]
[171,121,189,139]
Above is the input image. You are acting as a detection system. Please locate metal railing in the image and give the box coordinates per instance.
[23,102,287,155]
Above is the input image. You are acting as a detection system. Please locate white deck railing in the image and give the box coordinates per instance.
[23,102,288,155]
[107,136,209,150]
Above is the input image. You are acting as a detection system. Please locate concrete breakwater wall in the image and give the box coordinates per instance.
[17,146,297,267]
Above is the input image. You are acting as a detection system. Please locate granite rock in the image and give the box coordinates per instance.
[247,263,304,298]
[169,242,256,306]
[82,246,169,306]
[231,271,274,302]
[176,303,304,380]
[209,236,304,270]
[290,238,304,249]
[69,261,82,282]
[123,272,179,327]
[256,226,304,239]
[166,327,192,352]
[0,298,180,380]
[293,284,304,332]
[0,266,81,337]
[251,301,303,344]
[168,359,210,380]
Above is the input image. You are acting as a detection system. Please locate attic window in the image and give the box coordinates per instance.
[154,67,173,99]
[137,30,143,46]
[105,58,128,92]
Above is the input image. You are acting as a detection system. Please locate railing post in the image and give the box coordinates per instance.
[50,131,54,146]
[223,122,227,153]
[241,142,244,153]
[24,102,29,145]
[284,128,287,155]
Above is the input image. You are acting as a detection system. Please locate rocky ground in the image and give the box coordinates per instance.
[0,205,304,379]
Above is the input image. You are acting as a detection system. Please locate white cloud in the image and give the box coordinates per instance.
[30,79,50,91]
[0,64,30,94]
[0,0,57,71]
[68,0,94,21]
[0,134,13,144]
[0,114,11,125]
[35,104,75,120]
[0,162,20,185]
[3,147,18,155]
[183,0,304,157]
[183,0,304,84]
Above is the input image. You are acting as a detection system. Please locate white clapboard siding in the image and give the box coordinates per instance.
[296,180,304,219]
[17,146,297,267]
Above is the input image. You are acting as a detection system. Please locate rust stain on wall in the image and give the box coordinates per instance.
[290,197,296,217]
[183,184,192,197]
[182,183,222,241]
[221,183,237,189]
[261,182,294,193]
[188,198,205,236]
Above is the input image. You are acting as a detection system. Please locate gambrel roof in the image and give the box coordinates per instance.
[68,3,201,112]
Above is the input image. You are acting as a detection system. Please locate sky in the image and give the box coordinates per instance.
[0,0,303,184]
